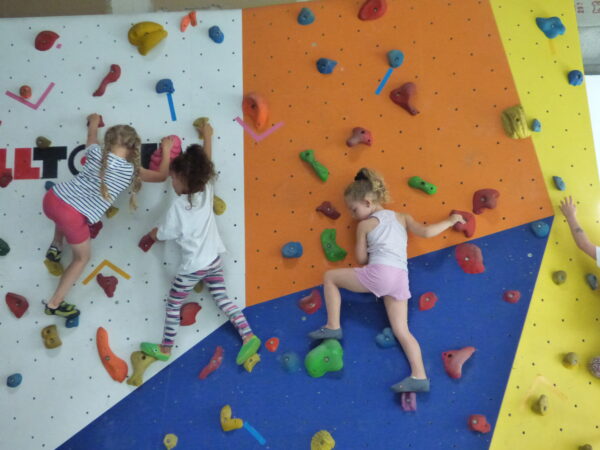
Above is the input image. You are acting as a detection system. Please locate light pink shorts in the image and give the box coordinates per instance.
[354,264,411,300]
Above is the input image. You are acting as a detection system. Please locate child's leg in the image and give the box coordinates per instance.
[161,272,201,353]
[47,239,91,309]
[323,268,370,329]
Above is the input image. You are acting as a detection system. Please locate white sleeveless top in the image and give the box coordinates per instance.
[366,209,408,270]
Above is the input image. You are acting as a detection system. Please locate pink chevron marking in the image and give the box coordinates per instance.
[235,116,284,142]
[5,82,56,110]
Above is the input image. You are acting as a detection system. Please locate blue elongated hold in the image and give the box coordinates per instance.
[7,373,22,388]
[530,220,550,238]
[375,327,397,349]
[282,242,303,258]
[568,70,584,86]
[297,7,315,25]
[209,25,224,44]
[155,79,174,94]
[536,17,566,39]
[280,352,301,373]
[553,176,566,191]
[44,180,55,191]
[316,58,337,74]
[531,119,542,132]
[387,50,404,68]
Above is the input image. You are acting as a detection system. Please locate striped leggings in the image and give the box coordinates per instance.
[162,256,252,347]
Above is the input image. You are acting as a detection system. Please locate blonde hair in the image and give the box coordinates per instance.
[344,168,391,205]
[99,125,142,210]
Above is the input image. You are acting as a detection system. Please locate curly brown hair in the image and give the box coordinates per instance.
[170,144,216,206]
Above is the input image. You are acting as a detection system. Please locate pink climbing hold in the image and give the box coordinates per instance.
[316,201,341,220]
[138,234,156,252]
[455,243,485,274]
[6,292,29,318]
[198,346,224,380]
[503,290,521,304]
[89,221,103,239]
[451,210,476,238]
[97,273,118,298]
[298,289,323,315]
[93,64,121,97]
[35,30,59,51]
[468,414,491,433]
[346,127,372,147]
[442,346,476,379]
[390,83,419,116]
[180,302,202,326]
[0,169,13,188]
[472,188,499,215]
[418,292,438,311]
[358,0,388,20]
[401,392,417,411]
[149,135,182,171]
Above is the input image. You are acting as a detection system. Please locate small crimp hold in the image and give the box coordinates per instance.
[297,7,315,25]
[346,127,372,147]
[563,352,578,368]
[552,270,566,285]
[552,176,565,191]
[568,70,584,86]
[532,394,548,415]
[375,327,397,348]
[586,273,598,290]
[282,242,303,258]
[390,82,419,115]
[530,220,550,238]
[531,119,542,132]
[316,58,337,75]
[316,201,341,219]
[243,353,261,373]
[387,49,404,68]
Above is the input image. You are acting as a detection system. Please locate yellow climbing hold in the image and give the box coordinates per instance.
[127,351,158,387]
[44,258,63,277]
[163,433,178,449]
[220,405,243,432]
[243,353,261,373]
[128,22,168,56]
[501,105,530,139]
[193,281,204,293]
[193,117,209,139]
[106,206,119,219]
[311,430,335,450]
[213,195,226,215]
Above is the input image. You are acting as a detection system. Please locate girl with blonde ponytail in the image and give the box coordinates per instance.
[309,167,466,395]
[42,113,172,319]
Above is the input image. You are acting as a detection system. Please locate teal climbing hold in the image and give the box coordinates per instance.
[300,149,329,181]
[304,339,344,378]
[408,176,437,195]
[535,17,565,39]
[553,176,566,191]
[375,327,397,349]
[320,229,347,262]
[297,7,315,25]
[387,50,404,68]
[530,221,550,238]
[0,238,9,256]
[280,352,301,373]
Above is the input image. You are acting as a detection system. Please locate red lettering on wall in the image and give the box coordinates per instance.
[14,148,40,180]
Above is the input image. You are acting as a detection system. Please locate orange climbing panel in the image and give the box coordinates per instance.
[96,327,128,383]
[242,0,551,306]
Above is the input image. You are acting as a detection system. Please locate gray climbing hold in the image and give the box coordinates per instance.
[45,180,55,191]
[563,352,578,368]
[316,58,337,75]
[586,273,598,290]
[387,50,404,68]
[532,394,548,415]
[530,220,549,238]
[588,355,600,378]
[552,176,565,191]
[297,7,315,25]
[552,270,566,285]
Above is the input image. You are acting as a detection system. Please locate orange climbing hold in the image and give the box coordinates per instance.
[265,337,280,352]
[442,346,476,379]
[96,327,128,383]
[180,14,191,32]
[242,93,269,131]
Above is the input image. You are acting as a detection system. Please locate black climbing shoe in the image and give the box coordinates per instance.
[45,245,62,263]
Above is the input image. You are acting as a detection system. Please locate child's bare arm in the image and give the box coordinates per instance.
[86,113,100,147]
[140,136,172,183]
[355,220,370,265]
[404,213,464,238]
[202,122,213,160]
[560,196,596,259]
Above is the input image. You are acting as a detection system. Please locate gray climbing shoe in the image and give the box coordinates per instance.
[391,376,430,393]
[308,327,343,340]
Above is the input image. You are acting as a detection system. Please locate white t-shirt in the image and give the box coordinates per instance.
[157,182,226,274]
[367,209,408,271]
[596,246,600,267]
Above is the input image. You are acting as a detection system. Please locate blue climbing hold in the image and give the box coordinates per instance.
[531,119,542,132]
[553,176,566,191]
[7,373,22,388]
[209,26,224,44]
[155,79,174,94]
[282,242,303,258]
[387,50,404,68]
[316,58,337,75]
[45,180,55,191]
[536,17,566,39]
[280,352,301,373]
[568,70,584,86]
[297,7,315,25]
[375,327,397,349]
[66,315,79,328]
[530,221,550,238]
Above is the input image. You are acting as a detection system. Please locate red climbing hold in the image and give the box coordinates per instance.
[93,64,121,97]
[316,201,341,220]
[6,292,29,318]
[198,345,224,380]
[265,337,280,352]
[418,292,438,311]
[401,392,417,411]
[97,273,118,298]
[19,85,32,99]
[35,31,60,51]
[468,414,491,433]
[298,289,323,315]
[503,290,521,304]
[89,221,103,239]
[180,302,202,326]
[451,210,476,238]
[138,233,156,252]
[0,169,13,188]
[346,127,373,147]
[455,243,485,274]
[390,83,419,116]
[358,0,388,20]
[472,188,499,215]
[442,346,476,379]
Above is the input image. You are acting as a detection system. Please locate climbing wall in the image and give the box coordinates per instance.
[0,11,245,450]
[242,0,552,306]
[490,1,600,449]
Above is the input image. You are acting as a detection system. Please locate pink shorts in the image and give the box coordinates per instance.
[354,264,411,300]
[43,189,90,244]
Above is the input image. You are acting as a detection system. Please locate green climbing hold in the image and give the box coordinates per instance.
[305,339,344,378]
[300,149,329,181]
[0,238,9,256]
[320,229,347,262]
[408,176,437,195]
